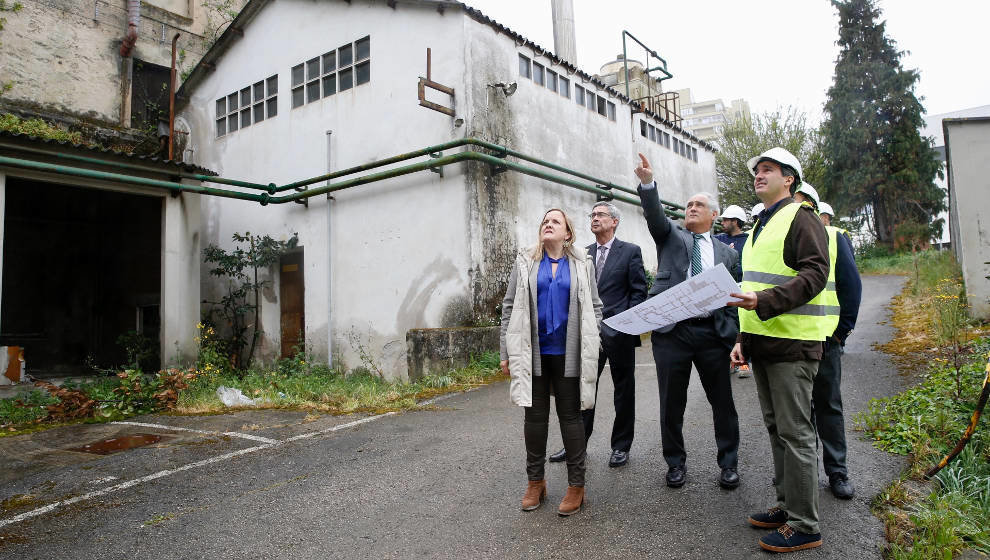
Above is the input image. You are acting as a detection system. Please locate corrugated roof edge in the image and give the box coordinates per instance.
[176,0,714,152]
[0,130,218,176]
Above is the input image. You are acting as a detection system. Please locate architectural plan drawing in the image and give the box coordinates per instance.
[603,263,740,335]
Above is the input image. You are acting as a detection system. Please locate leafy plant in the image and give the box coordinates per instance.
[0,113,85,144]
[203,232,298,369]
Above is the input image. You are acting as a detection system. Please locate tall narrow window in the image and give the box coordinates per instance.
[558,76,570,98]
[546,69,558,93]
[519,54,531,79]
[533,63,544,86]
[575,85,585,106]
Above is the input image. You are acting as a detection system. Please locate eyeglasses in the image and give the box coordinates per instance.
[589,211,612,219]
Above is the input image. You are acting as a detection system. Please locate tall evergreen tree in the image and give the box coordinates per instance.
[822,0,943,247]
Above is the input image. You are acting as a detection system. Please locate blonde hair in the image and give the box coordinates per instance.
[529,208,586,261]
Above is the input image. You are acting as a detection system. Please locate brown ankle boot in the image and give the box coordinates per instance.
[521,480,546,511]
[558,485,585,516]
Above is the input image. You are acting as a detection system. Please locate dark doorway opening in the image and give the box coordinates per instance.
[279,250,304,358]
[1,178,162,376]
[132,58,170,135]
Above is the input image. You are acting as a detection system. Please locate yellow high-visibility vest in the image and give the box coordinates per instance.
[740,202,839,341]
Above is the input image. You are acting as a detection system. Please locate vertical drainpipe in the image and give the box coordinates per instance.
[118,0,140,127]
[326,130,334,367]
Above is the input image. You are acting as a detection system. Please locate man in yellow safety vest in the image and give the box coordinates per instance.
[728,147,833,553]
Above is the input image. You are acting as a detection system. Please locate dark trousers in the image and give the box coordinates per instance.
[525,354,586,486]
[582,336,636,452]
[813,341,847,479]
[651,319,740,469]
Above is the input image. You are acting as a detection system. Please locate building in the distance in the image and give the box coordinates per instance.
[674,88,751,142]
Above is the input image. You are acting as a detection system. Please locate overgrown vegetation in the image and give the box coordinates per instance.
[855,250,990,558]
[175,350,503,415]
[203,232,298,369]
[0,323,505,434]
[0,113,85,144]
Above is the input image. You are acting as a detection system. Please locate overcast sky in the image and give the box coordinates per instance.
[464,0,989,124]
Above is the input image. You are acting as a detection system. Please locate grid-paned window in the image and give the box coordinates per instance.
[215,74,277,137]
[546,69,557,92]
[291,35,371,110]
[519,54,531,78]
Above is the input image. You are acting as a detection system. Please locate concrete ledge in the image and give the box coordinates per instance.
[405,327,498,381]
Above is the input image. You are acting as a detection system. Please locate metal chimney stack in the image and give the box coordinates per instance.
[551,0,577,65]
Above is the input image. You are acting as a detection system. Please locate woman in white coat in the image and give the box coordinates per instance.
[499,208,603,516]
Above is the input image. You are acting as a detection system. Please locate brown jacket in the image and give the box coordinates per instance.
[738,198,830,362]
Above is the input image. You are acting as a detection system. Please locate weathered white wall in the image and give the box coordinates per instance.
[161,188,202,365]
[944,119,990,319]
[182,1,716,379]
[183,0,470,377]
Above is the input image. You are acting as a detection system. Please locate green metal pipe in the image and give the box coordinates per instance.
[0,142,273,192]
[463,138,685,210]
[0,155,269,203]
[275,138,472,192]
[270,151,473,203]
[269,148,686,219]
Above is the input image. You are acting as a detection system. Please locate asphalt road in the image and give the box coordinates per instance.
[0,275,906,559]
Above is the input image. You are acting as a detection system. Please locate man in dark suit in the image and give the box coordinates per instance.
[634,153,743,490]
[549,201,648,467]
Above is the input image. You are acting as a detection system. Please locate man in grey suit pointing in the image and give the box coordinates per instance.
[635,153,743,490]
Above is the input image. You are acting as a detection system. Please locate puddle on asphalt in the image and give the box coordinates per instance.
[69,433,170,455]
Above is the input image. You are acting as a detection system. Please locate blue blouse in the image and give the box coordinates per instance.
[536,253,570,355]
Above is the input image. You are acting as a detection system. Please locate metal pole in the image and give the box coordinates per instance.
[169,33,180,160]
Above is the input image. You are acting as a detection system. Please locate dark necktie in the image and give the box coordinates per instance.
[596,246,607,279]
[691,234,704,276]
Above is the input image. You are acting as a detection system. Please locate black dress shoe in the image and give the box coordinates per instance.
[665,465,686,488]
[830,475,855,499]
[719,467,740,489]
[548,447,567,463]
[608,449,628,468]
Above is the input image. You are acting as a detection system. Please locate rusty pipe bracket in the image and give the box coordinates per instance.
[429,152,444,177]
[418,48,455,117]
[293,185,309,207]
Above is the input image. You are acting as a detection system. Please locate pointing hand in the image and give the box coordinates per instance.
[635,152,653,184]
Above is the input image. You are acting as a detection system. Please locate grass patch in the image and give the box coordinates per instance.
[857,248,990,558]
[176,351,505,415]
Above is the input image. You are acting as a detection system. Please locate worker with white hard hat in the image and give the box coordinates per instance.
[807,196,862,502]
[793,182,820,211]
[716,204,749,255]
[715,204,751,378]
[750,202,765,222]
[728,146,831,553]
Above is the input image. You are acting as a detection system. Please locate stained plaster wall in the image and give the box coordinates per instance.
[461,16,715,320]
[0,0,243,126]
[182,0,716,379]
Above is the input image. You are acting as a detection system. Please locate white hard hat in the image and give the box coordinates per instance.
[751,202,765,218]
[720,204,747,222]
[747,147,803,186]
[795,182,820,208]
[818,201,835,217]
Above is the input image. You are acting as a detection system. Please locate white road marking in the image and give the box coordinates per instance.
[111,421,278,444]
[0,412,397,529]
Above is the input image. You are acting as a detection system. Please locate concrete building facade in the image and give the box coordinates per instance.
[942,117,990,320]
[177,0,716,379]
[674,88,751,142]
[0,0,247,139]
